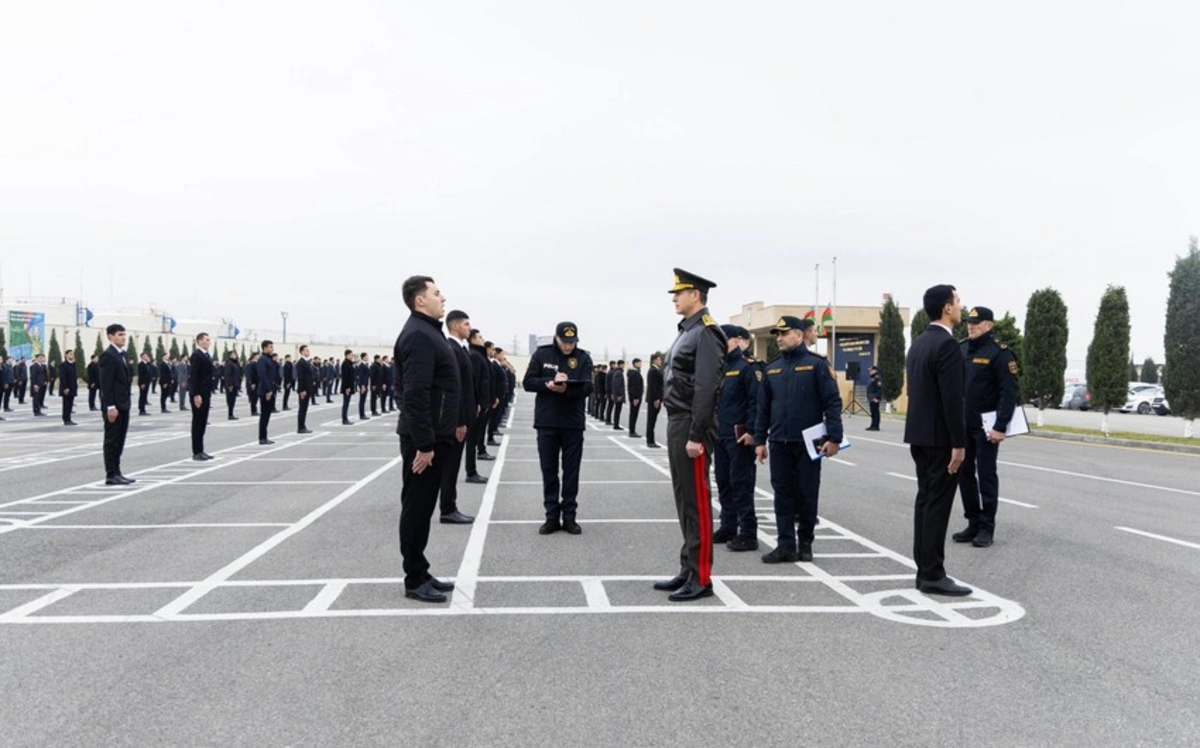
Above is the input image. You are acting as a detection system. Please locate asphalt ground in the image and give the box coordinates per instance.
[1,391,1198,746]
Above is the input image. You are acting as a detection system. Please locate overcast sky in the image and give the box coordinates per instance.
[2,1,1197,366]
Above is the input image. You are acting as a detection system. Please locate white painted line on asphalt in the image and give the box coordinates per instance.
[712,579,748,609]
[1115,526,1200,551]
[251,457,392,461]
[998,459,1200,498]
[0,587,78,622]
[154,453,404,618]
[884,471,1038,508]
[450,434,512,613]
[581,579,611,610]
[302,582,348,613]
[488,519,677,525]
[504,459,646,463]
[25,523,291,530]
[829,458,857,466]
[499,480,670,485]
[179,481,357,486]
[814,553,885,559]
[887,472,916,481]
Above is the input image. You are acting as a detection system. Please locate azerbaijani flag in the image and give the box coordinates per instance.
[819,303,834,333]
[802,307,817,322]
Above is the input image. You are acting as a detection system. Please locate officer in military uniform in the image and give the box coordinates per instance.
[522,321,594,535]
[714,325,760,551]
[953,306,1019,548]
[754,316,843,563]
[866,365,883,431]
[653,269,727,601]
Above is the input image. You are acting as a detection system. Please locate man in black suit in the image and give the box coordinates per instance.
[86,355,101,411]
[30,354,51,416]
[256,341,279,445]
[467,331,494,465]
[0,357,13,414]
[99,324,136,485]
[158,354,173,413]
[14,358,28,404]
[245,352,260,416]
[645,354,664,448]
[281,355,295,411]
[190,333,215,460]
[59,351,79,425]
[223,351,242,420]
[368,355,383,416]
[395,275,460,603]
[608,360,626,431]
[340,350,356,425]
[356,353,371,421]
[295,345,315,434]
[438,310,477,524]
[904,284,972,597]
[627,358,645,438]
[137,353,153,415]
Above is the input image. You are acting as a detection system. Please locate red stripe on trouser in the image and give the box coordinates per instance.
[693,455,712,586]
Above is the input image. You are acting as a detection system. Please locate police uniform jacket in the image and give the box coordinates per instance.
[962,333,1019,431]
[191,349,213,397]
[58,361,78,394]
[664,308,727,442]
[867,375,883,401]
[522,343,593,430]
[718,346,759,441]
[754,345,843,445]
[256,355,280,396]
[87,361,100,389]
[627,369,644,401]
[99,346,132,412]
[468,344,492,411]
[395,312,460,450]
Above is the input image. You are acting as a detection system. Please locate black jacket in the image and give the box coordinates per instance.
[100,346,132,412]
[522,343,593,430]
[961,333,1019,431]
[608,368,626,400]
[647,366,664,402]
[87,361,100,388]
[468,344,492,411]
[296,357,315,395]
[369,361,383,389]
[245,359,260,390]
[449,340,475,427]
[664,308,727,442]
[283,361,295,386]
[223,360,243,392]
[138,361,154,387]
[158,361,173,386]
[627,369,645,401]
[256,355,280,395]
[754,346,842,445]
[58,361,78,395]
[356,362,370,388]
[191,349,214,399]
[718,347,759,441]
[30,362,48,388]
[341,359,356,391]
[490,360,507,406]
[867,375,883,402]
[904,325,966,448]
[395,313,460,450]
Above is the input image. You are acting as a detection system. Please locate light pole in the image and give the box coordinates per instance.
[281,311,288,344]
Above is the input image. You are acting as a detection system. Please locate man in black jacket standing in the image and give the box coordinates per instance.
[223,351,242,420]
[395,275,460,603]
[158,354,173,414]
[905,284,971,597]
[100,324,135,485]
[295,345,315,434]
[245,352,260,416]
[627,359,644,438]
[608,361,626,431]
[137,353,153,416]
[86,354,101,411]
[281,356,295,411]
[866,365,883,431]
[467,331,494,465]
[340,350,356,425]
[523,321,593,535]
[190,333,214,460]
[256,341,279,445]
[30,354,49,416]
[438,310,477,524]
[356,353,371,421]
[645,355,664,448]
[59,351,79,425]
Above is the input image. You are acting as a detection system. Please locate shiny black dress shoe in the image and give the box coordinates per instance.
[297,428,313,434]
[193,454,208,462]
[105,477,128,486]
[477,452,495,461]
[538,519,561,535]
[486,439,500,447]
[712,527,737,544]
[669,579,714,602]
[428,578,455,592]
[653,571,689,592]
[629,432,641,438]
[342,420,352,425]
[440,511,475,525]
[465,474,488,484]
[404,580,447,603]
[952,525,979,543]
[562,519,582,535]
[916,577,973,596]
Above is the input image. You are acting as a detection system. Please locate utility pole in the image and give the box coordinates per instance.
[281,311,288,344]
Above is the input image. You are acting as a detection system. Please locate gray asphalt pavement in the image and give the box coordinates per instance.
[1,392,1197,746]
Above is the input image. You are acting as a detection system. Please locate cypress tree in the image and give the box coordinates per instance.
[169,337,180,360]
[992,312,1023,401]
[73,331,85,383]
[1163,236,1200,436]
[0,327,7,359]
[155,336,166,362]
[877,299,906,403]
[126,334,139,365]
[48,329,62,367]
[93,331,104,358]
[1128,358,1139,382]
[1023,288,1069,425]
[910,308,930,339]
[1086,285,1132,432]
[1140,358,1158,384]
[181,342,190,359]
[142,336,153,359]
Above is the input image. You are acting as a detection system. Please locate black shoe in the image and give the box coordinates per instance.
[404,580,447,603]
[646,443,662,449]
[916,577,973,596]
[762,546,799,564]
[228,416,239,420]
[283,407,291,412]
[193,454,208,462]
[486,439,500,447]
[64,421,78,426]
[613,425,624,431]
[116,474,136,485]
[727,536,759,552]
[972,528,994,548]
[105,476,128,486]
[653,571,689,592]
[563,519,582,535]
[669,579,714,602]
[465,474,488,485]
[538,519,561,535]
[952,526,979,543]
[478,453,495,461]
[865,427,880,431]
[342,420,353,425]
[712,527,737,544]
[440,511,475,524]
[428,577,455,592]
[798,544,814,563]
[297,428,313,434]
[259,439,275,445]
[359,416,370,421]
[629,432,641,439]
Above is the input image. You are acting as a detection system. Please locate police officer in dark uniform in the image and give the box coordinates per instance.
[953,306,1019,548]
[754,316,843,563]
[522,321,594,535]
[866,365,883,431]
[714,325,760,551]
[653,269,727,602]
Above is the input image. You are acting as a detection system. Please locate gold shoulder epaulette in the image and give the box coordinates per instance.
[702,315,716,327]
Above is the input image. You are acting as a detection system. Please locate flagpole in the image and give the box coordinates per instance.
[814,263,820,353]
[831,256,837,369]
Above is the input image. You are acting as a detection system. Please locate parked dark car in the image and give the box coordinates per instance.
[1062,384,1091,411]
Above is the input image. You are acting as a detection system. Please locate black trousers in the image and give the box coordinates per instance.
[611,400,623,429]
[2,386,10,410]
[160,387,170,412]
[910,445,958,582]
[958,429,1000,531]
[398,435,452,589]
[667,414,714,586]
[258,395,274,440]
[283,384,292,410]
[192,394,210,455]
[769,442,821,547]
[646,404,661,445]
[465,409,488,476]
[869,400,881,429]
[138,386,149,414]
[370,389,379,415]
[103,409,130,478]
[715,437,757,537]
[537,428,584,520]
[297,393,310,431]
[342,391,353,423]
[61,395,75,423]
[438,437,467,515]
[604,398,614,424]
[88,386,98,410]
[628,402,641,434]
[472,409,492,456]
[33,387,45,414]
[249,388,258,415]
[16,381,26,403]
[359,390,368,419]
[226,390,238,418]
[488,405,503,439]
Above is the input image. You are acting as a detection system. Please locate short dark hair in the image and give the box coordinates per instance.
[195,332,209,343]
[299,345,309,354]
[617,360,625,365]
[374,355,381,361]
[446,309,469,324]
[261,340,274,351]
[485,341,494,349]
[402,275,435,311]
[470,331,483,342]
[923,285,957,321]
[609,361,616,367]
[106,323,125,336]
[285,355,292,360]
[494,348,504,354]
[345,349,353,356]
[632,358,642,365]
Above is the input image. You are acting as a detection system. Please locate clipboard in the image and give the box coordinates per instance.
[981,407,1030,437]
[801,422,852,462]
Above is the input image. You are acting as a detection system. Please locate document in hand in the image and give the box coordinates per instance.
[981,407,1030,437]
[801,422,852,462]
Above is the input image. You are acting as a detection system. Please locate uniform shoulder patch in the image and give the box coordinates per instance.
[999,343,1009,349]
[755,369,763,382]
[1008,360,1019,375]
[702,315,716,327]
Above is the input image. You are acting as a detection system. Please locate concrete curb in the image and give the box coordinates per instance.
[1028,429,1200,455]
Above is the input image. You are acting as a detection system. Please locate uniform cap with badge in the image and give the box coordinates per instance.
[668,268,718,294]
[966,307,995,324]
[555,321,579,341]
[769,315,814,334]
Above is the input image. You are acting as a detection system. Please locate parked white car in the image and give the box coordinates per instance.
[1118,386,1163,415]
[1153,393,1171,416]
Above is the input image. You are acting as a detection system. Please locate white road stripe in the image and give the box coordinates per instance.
[1115,526,1200,551]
